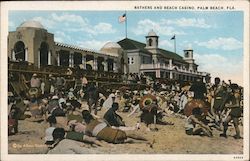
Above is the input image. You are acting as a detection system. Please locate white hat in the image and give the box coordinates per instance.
[133,90,138,94]
[66,102,71,106]
[32,73,37,77]
[110,93,115,98]
[143,91,148,95]
[52,95,59,100]
[159,91,165,95]
[58,98,66,104]
[69,88,74,92]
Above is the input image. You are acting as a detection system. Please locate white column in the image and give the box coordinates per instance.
[68,53,72,67]
[113,61,117,72]
[156,70,160,78]
[104,58,108,71]
[82,55,86,69]
[48,50,51,65]
[12,50,16,61]
[93,56,98,70]
[38,50,40,68]
[71,53,74,67]
[57,52,60,66]
[170,71,173,79]
[169,59,172,68]
[25,48,28,61]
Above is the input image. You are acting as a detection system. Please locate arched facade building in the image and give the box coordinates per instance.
[8,20,209,82]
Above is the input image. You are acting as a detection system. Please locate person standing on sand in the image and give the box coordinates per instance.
[85,82,99,115]
[220,84,242,139]
[189,78,207,100]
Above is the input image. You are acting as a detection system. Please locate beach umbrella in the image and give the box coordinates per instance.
[184,99,209,116]
[139,94,157,111]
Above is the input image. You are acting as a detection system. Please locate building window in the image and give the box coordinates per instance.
[131,57,134,64]
[128,57,134,64]
[149,38,152,46]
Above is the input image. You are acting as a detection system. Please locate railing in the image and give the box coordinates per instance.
[8,61,123,82]
[140,63,205,76]
[140,63,171,70]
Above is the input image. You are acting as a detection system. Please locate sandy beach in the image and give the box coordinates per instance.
[8,103,243,154]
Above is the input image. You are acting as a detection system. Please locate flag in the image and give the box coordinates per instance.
[119,13,126,23]
[171,35,175,40]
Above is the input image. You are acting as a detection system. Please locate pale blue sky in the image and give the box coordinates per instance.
[9,11,244,85]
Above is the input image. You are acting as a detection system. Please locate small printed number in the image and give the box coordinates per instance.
[233,156,243,159]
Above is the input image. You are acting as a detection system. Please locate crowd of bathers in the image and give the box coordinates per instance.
[8,73,243,149]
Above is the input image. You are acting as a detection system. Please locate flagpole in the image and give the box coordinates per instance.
[125,11,127,38]
[174,35,176,53]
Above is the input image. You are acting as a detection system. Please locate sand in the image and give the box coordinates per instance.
[8,104,243,154]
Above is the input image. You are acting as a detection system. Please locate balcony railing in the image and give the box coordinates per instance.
[140,63,205,76]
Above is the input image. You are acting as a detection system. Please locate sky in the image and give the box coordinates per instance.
[9,11,244,85]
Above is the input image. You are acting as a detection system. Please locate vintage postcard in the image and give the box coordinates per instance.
[0,1,249,161]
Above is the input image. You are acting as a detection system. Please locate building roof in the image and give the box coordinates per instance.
[118,38,185,62]
[147,30,158,37]
[117,38,151,54]
[158,48,185,63]
[55,42,116,57]
[18,20,45,29]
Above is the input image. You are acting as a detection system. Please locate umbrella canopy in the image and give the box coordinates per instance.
[139,94,157,111]
[184,99,209,116]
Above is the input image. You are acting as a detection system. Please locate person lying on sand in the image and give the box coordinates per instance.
[45,115,103,149]
[82,110,147,144]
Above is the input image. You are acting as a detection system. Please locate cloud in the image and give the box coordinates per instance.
[195,37,242,50]
[194,53,243,85]
[162,18,211,28]
[132,19,186,36]
[159,40,174,51]
[54,31,72,43]
[53,13,116,35]
[132,17,212,36]
[76,40,109,50]
[93,23,116,34]
[33,13,116,35]
[32,16,56,29]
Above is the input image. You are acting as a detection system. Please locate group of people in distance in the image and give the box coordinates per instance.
[8,72,243,150]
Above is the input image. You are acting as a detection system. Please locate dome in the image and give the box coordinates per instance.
[101,42,121,49]
[147,30,158,37]
[18,20,45,29]
[100,42,123,57]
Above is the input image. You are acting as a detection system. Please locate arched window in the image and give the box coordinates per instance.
[148,38,152,46]
[40,42,49,66]
[14,41,25,61]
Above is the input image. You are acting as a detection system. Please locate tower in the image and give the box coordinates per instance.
[145,29,159,48]
[183,49,195,71]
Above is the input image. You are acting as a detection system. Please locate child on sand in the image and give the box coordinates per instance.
[185,107,213,137]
